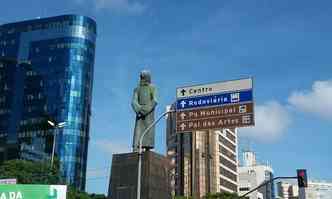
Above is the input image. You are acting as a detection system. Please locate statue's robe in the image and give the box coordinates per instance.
[132,83,157,151]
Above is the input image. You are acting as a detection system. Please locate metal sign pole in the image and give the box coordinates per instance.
[51,127,57,168]
[299,187,306,199]
[137,110,175,199]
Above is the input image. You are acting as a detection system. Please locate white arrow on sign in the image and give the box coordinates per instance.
[180,100,186,108]
[180,112,186,120]
[180,123,186,131]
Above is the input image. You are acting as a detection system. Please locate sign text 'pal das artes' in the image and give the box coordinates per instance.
[176,78,255,133]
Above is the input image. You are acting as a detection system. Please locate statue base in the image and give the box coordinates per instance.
[108,151,171,199]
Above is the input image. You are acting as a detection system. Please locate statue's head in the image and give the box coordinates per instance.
[140,70,151,85]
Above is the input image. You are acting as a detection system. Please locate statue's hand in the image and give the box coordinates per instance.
[137,112,146,120]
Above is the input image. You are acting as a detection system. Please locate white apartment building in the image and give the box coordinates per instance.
[277,180,332,199]
[166,105,239,198]
[277,181,299,199]
[306,181,332,199]
[238,151,274,199]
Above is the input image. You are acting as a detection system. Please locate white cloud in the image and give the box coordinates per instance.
[239,101,291,142]
[92,139,130,155]
[288,80,332,120]
[95,0,146,14]
[74,0,146,14]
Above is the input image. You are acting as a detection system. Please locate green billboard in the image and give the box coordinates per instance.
[0,185,66,199]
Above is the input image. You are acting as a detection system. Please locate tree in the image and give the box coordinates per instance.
[67,189,108,199]
[67,187,91,199]
[89,193,107,199]
[0,159,61,184]
[204,192,240,199]
[0,159,106,199]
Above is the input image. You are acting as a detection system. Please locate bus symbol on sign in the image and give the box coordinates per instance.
[231,92,240,103]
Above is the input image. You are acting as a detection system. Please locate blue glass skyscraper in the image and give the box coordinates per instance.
[0,15,96,190]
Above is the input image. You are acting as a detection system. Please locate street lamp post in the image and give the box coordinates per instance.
[47,120,66,168]
[136,109,175,199]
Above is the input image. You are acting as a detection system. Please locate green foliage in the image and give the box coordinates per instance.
[204,192,239,199]
[0,160,107,199]
[0,159,62,184]
[67,187,91,199]
[89,193,107,199]
[174,192,239,199]
[67,188,107,199]
[173,196,193,199]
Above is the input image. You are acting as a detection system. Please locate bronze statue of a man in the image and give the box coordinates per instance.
[132,70,157,152]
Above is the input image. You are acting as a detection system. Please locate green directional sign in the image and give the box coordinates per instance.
[0,185,66,199]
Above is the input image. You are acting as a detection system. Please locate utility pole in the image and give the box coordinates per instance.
[299,187,306,199]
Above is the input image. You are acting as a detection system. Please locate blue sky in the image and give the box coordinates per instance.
[2,0,332,194]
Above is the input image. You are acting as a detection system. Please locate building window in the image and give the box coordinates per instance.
[220,156,237,172]
[220,166,237,182]
[220,178,238,192]
[220,137,236,151]
[226,131,236,143]
[27,95,34,100]
[219,134,222,142]
[7,28,15,34]
[0,109,10,114]
[265,171,271,180]
[239,187,250,191]
[220,146,236,162]
[4,84,9,90]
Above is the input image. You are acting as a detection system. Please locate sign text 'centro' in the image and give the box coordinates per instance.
[176,78,252,98]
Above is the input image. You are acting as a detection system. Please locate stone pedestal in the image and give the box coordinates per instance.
[108,151,171,199]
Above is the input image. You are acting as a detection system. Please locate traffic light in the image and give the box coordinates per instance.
[297,169,308,188]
